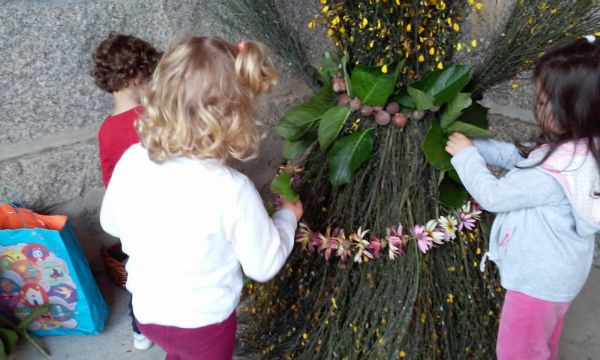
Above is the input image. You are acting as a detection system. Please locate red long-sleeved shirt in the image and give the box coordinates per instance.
[98,106,143,187]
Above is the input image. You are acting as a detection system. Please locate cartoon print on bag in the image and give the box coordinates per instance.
[1,250,27,271]
[22,244,50,262]
[41,258,69,286]
[19,283,49,307]
[11,260,43,283]
[0,272,22,315]
[1,243,79,331]
[48,283,77,304]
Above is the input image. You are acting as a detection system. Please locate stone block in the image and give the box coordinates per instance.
[0,140,102,208]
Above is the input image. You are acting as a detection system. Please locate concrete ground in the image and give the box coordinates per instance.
[8,267,600,359]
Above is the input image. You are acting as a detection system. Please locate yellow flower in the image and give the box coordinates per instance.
[437,1,446,10]
[476,247,482,255]
[550,8,557,14]
[437,62,444,69]
[377,20,382,29]
[428,47,435,55]
[307,19,316,29]
[468,0,475,5]
[446,294,454,303]
[320,0,327,4]
[406,23,412,32]
[369,40,375,48]
[396,0,400,4]
[399,350,407,358]
[457,42,462,51]
[511,83,520,89]
[471,39,477,47]
[339,26,346,34]
[475,2,484,10]
[528,17,533,25]
[302,333,308,339]
[381,64,388,73]
[327,28,334,37]
[447,17,452,25]
[453,23,460,32]
[332,16,341,26]
[361,17,369,28]
[417,54,425,62]
[595,31,600,36]
[322,5,329,12]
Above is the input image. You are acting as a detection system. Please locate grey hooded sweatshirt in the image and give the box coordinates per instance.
[451,139,600,302]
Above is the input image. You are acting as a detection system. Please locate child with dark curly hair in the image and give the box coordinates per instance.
[91,32,161,350]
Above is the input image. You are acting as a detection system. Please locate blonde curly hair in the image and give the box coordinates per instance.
[137,36,277,163]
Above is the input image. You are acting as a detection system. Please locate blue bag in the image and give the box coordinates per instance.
[0,204,109,336]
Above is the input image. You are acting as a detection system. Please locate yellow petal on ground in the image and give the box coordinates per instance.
[418,54,425,62]
[322,5,329,12]
[406,23,412,32]
[453,23,460,32]
[471,39,477,47]
[429,47,435,55]
[437,62,444,69]
[307,20,316,29]
[320,0,327,4]
[381,64,388,73]
[475,2,484,10]
[457,42,462,51]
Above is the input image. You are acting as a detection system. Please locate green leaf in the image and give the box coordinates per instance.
[422,119,453,171]
[439,173,469,208]
[306,84,336,112]
[318,106,352,150]
[283,138,314,160]
[328,129,374,187]
[393,88,416,109]
[447,121,493,138]
[0,328,17,355]
[412,65,471,105]
[281,104,322,127]
[458,102,489,129]
[341,52,353,97]
[440,93,472,128]
[17,304,51,332]
[351,60,403,105]
[270,172,299,202]
[448,169,462,184]
[276,121,313,141]
[407,86,435,111]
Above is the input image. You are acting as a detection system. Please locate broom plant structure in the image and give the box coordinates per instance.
[219,0,600,358]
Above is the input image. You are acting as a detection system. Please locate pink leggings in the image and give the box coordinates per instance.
[136,311,236,360]
[497,291,571,360]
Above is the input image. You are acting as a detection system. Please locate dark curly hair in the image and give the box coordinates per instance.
[91,32,162,93]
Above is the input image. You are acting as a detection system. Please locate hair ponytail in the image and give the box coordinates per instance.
[235,41,278,96]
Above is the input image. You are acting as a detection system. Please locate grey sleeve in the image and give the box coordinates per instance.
[473,139,523,169]
[451,146,562,213]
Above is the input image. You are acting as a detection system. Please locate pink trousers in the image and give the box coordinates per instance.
[136,311,236,360]
[497,290,571,360]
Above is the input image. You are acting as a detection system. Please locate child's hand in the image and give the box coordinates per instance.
[445,132,474,156]
[282,200,304,221]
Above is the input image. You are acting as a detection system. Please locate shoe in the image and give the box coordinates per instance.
[133,332,153,350]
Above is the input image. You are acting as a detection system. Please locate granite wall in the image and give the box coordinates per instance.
[0,0,596,274]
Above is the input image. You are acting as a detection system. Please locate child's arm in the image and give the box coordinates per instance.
[473,139,523,170]
[451,146,563,212]
[99,177,121,238]
[229,179,298,283]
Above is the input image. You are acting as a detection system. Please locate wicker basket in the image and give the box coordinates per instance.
[100,243,128,290]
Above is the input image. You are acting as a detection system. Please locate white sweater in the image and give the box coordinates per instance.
[100,144,297,328]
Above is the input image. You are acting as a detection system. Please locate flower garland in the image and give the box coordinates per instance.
[295,200,481,263]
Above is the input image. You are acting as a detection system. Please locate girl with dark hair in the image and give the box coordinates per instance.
[445,36,600,359]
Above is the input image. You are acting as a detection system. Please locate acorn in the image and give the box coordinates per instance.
[360,106,374,117]
[332,77,347,93]
[338,93,351,106]
[375,111,391,126]
[385,102,400,115]
[411,110,425,121]
[392,113,408,128]
[350,98,362,111]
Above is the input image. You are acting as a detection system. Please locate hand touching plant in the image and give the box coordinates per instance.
[445,132,474,156]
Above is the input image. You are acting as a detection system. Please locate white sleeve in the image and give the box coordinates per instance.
[229,179,297,283]
[473,139,523,169]
[99,173,121,239]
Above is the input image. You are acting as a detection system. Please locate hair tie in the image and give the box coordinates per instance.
[238,41,246,51]
[584,35,596,43]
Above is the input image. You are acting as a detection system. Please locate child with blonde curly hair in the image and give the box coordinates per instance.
[100,36,302,359]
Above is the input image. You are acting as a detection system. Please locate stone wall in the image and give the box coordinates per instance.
[1,0,596,274]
